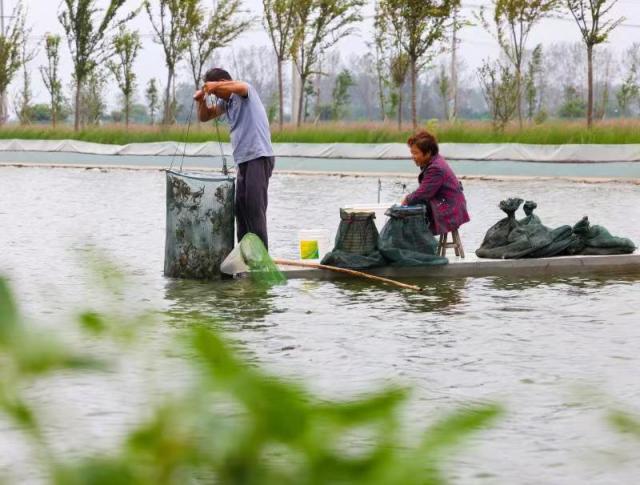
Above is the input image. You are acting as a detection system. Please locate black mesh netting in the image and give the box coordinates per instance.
[565,216,637,255]
[378,205,448,266]
[320,209,386,269]
[476,198,636,259]
[164,170,235,279]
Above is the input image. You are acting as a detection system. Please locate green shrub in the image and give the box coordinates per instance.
[0,275,502,484]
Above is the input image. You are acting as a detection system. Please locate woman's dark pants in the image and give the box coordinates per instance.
[235,156,275,249]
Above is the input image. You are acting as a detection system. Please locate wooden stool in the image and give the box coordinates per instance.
[438,229,465,258]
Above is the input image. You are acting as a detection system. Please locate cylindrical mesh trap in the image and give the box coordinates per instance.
[164,170,235,279]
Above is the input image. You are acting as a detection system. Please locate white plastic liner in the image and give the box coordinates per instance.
[1,139,640,162]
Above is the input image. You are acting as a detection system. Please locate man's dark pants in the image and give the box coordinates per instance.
[235,156,275,249]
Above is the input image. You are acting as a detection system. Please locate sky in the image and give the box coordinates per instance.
[4,0,640,111]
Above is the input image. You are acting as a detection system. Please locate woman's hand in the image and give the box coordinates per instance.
[193,89,205,101]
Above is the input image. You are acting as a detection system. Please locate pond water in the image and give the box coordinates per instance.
[0,166,639,484]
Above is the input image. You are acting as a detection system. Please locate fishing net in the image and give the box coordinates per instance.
[164,170,235,279]
[475,198,574,259]
[238,233,286,285]
[565,216,636,255]
[320,209,386,269]
[378,205,448,266]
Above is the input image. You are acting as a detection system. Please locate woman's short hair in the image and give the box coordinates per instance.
[204,67,232,82]
[407,130,439,156]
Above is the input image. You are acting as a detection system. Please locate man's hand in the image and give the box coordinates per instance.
[400,196,408,206]
[193,89,205,101]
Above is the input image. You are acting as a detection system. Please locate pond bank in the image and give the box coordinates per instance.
[3,139,640,162]
[1,156,639,182]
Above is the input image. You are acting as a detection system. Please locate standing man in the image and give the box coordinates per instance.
[194,68,275,249]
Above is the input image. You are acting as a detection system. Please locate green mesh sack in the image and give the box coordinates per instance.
[475,198,523,259]
[526,224,574,258]
[565,216,636,255]
[164,170,235,279]
[476,198,574,259]
[518,201,542,226]
[378,205,448,266]
[320,209,386,269]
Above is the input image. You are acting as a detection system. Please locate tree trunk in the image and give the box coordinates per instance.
[587,44,593,128]
[125,97,130,127]
[442,88,449,120]
[411,60,417,130]
[451,7,458,120]
[296,74,305,128]
[0,92,8,125]
[164,67,173,125]
[397,89,402,131]
[377,61,386,122]
[52,98,57,128]
[277,57,284,130]
[314,65,321,121]
[516,67,522,129]
[74,81,82,131]
[378,76,387,122]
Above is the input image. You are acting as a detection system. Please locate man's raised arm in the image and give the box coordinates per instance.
[193,89,224,122]
[204,81,249,98]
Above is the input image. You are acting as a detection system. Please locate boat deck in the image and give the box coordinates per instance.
[277,254,640,280]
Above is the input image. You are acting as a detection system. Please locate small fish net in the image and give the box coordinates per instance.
[239,233,286,285]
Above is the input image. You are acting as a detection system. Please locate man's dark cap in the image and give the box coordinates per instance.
[204,67,232,82]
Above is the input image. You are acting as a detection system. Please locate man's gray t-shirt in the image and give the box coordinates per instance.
[218,84,274,164]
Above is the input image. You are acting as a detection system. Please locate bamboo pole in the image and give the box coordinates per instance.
[273,258,422,292]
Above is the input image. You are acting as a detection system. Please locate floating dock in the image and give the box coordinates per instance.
[277,254,640,280]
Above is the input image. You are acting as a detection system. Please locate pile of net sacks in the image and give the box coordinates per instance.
[475,198,636,259]
[320,206,448,269]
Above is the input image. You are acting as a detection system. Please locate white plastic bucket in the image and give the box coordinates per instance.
[298,229,331,261]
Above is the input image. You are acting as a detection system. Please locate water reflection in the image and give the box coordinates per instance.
[164,276,280,329]
[396,277,466,314]
[487,272,640,292]
[315,276,467,314]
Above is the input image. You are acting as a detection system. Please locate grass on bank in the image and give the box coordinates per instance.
[2,119,640,145]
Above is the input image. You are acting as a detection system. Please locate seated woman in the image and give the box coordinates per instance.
[401,130,469,236]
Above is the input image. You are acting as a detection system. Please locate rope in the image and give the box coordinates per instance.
[178,99,195,172]
[168,98,195,172]
[212,94,229,176]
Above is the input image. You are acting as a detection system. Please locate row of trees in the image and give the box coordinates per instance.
[0,0,251,129]
[473,0,625,130]
[0,0,631,131]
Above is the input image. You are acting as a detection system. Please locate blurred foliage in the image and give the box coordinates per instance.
[609,410,640,439]
[0,274,502,484]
